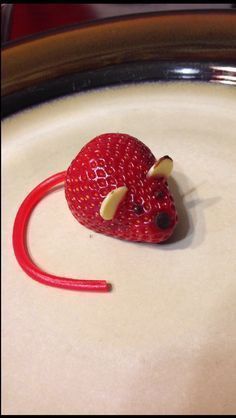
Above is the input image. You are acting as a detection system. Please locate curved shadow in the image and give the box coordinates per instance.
[161,175,191,246]
[159,172,221,250]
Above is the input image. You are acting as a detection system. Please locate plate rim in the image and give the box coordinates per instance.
[2,10,236,118]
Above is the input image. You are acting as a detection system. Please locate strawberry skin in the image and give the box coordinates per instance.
[65,133,178,243]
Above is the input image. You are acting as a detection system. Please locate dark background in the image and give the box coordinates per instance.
[1,3,233,44]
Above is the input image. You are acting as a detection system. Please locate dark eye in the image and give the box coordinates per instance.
[133,204,144,215]
[155,212,171,229]
[155,191,164,199]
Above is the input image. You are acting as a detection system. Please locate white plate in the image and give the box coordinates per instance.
[2,81,236,415]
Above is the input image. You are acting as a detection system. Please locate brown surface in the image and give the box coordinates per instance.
[2,11,236,96]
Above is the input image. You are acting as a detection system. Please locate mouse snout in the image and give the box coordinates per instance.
[155,212,171,230]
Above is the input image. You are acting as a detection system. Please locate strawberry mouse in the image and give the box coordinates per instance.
[13,133,178,293]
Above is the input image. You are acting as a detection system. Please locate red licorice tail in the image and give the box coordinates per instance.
[12,171,110,292]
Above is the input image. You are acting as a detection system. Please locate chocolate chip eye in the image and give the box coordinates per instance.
[133,204,144,215]
[155,212,171,229]
[155,191,164,199]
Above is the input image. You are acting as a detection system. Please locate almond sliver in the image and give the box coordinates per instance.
[147,156,173,178]
[100,186,128,220]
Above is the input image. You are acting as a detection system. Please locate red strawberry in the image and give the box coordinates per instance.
[65,133,178,243]
[13,132,178,293]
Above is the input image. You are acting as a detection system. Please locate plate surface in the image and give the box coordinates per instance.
[2,81,236,415]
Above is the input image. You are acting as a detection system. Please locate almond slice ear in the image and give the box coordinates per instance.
[147,156,173,178]
[100,186,128,220]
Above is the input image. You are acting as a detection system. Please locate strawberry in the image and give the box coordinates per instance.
[13,132,178,293]
[65,133,178,243]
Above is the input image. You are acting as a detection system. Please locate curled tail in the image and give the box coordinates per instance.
[12,171,110,292]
